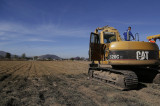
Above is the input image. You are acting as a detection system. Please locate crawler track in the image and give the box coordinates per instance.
[88,67,138,90]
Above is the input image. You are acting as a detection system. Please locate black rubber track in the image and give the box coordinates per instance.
[88,67,138,90]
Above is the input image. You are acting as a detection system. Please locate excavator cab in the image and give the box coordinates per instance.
[89,27,119,62]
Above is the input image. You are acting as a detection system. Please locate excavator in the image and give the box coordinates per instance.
[88,26,160,90]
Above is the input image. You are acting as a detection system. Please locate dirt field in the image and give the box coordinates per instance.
[0,61,160,106]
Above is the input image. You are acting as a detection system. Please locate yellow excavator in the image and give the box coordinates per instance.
[88,25,160,90]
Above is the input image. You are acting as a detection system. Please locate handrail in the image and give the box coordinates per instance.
[135,33,139,41]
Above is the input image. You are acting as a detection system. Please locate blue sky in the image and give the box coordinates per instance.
[0,0,160,58]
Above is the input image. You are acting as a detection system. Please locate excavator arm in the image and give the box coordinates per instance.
[147,34,160,39]
[147,34,160,43]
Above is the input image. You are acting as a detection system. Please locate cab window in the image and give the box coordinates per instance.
[90,33,100,44]
[104,33,116,43]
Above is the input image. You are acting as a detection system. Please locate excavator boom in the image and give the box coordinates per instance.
[147,34,160,40]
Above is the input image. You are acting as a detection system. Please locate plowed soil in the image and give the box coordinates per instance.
[0,61,160,106]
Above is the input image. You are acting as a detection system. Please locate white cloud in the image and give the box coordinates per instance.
[26,38,55,42]
[0,22,90,47]
[0,22,90,39]
[0,22,90,57]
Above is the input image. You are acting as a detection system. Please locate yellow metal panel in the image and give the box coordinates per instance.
[95,60,159,65]
[109,41,159,51]
[159,50,160,59]
[108,60,159,65]
[94,61,108,64]
[147,34,160,39]
[100,31,104,43]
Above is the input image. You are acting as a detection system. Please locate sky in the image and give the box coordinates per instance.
[0,0,160,58]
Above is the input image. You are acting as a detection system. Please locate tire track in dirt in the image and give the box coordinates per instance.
[46,69,159,106]
[34,61,65,105]
[12,62,30,76]
[23,61,92,105]
[0,62,27,83]
[34,62,64,105]
[41,61,88,75]
[0,62,34,106]
[17,62,41,106]
[42,74,96,106]
[78,86,108,106]
[1,62,30,88]
[127,86,160,105]
[0,63,28,89]
[0,61,22,68]
[28,61,37,78]
[0,62,45,106]
[38,61,111,105]
[0,62,23,74]
[0,61,19,68]
[0,61,160,106]
[29,61,58,105]
[15,61,49,106]
[34,62,47,77]
[35,61,52,76]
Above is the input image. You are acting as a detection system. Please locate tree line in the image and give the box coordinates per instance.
[2,53,27,60]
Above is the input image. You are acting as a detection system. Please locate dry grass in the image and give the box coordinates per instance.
[0,61,160,106]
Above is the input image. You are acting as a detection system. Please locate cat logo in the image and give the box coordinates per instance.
[136,51,149,60]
